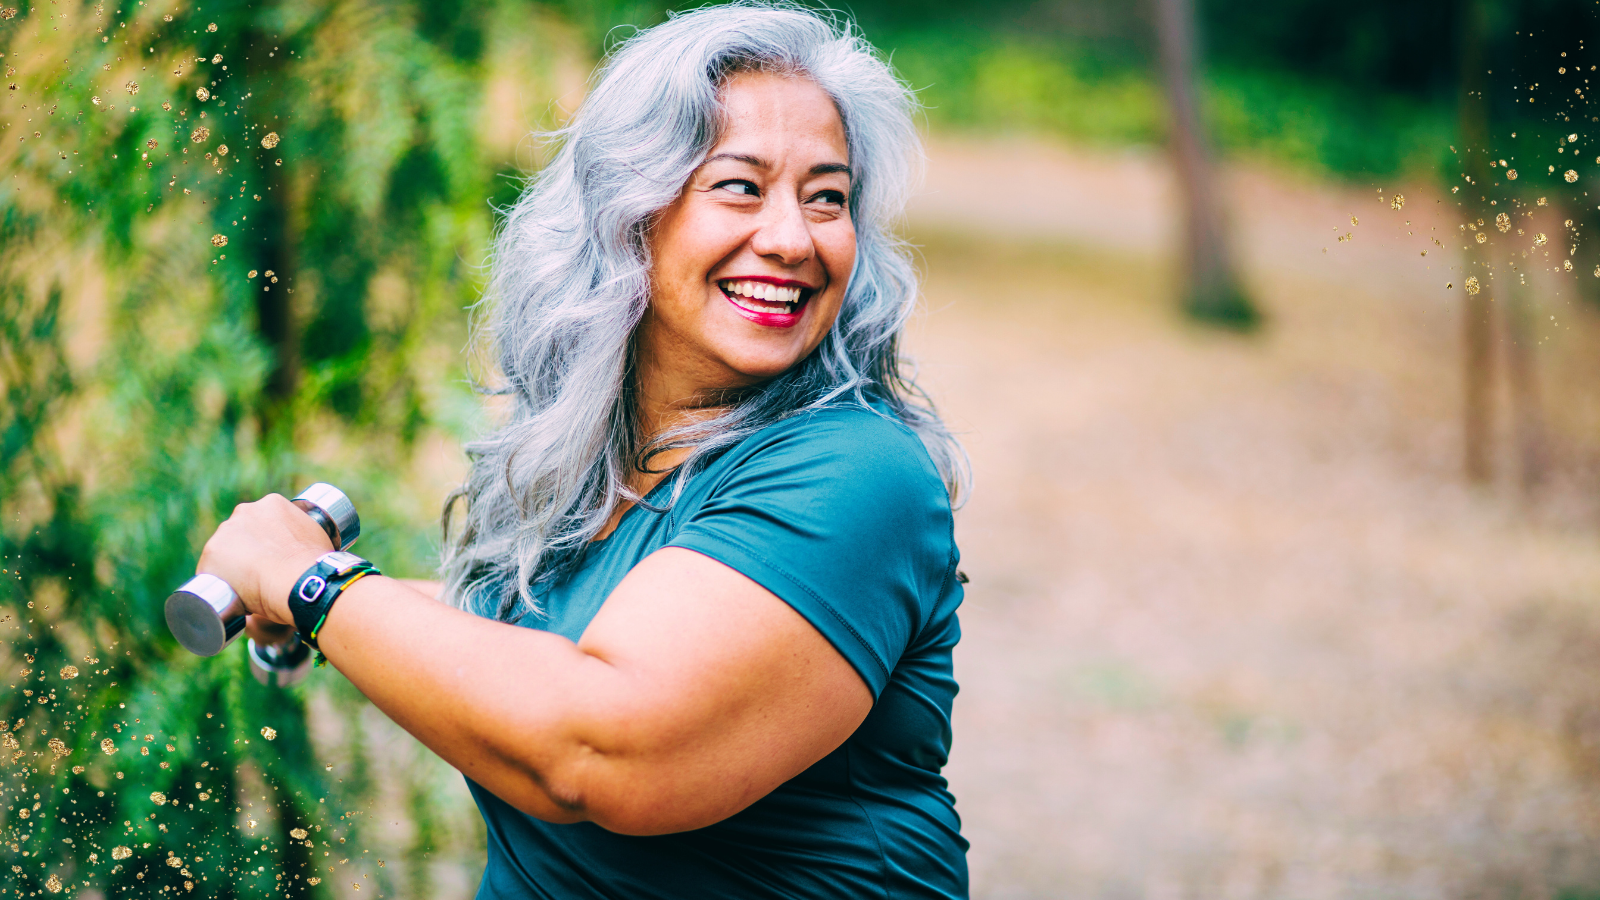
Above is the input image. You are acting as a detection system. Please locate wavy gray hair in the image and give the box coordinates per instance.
[441,1,968,618]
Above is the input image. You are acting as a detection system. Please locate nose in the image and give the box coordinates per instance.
[749,195,813,266]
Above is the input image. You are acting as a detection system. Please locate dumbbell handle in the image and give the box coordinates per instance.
[165,484,360,657]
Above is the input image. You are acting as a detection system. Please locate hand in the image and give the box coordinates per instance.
[195,494,334,626]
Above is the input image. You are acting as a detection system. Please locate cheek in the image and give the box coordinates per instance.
[822,224,857,283]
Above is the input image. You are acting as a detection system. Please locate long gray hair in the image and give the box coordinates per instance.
[441,1,968,618]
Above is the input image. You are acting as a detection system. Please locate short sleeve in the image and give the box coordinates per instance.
[667,408,957,699]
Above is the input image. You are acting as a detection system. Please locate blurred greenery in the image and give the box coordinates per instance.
[0,0,563,895]
[5,0,1600,897]
[885,30,1454,177]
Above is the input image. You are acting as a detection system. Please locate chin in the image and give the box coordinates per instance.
[724,349,809,382]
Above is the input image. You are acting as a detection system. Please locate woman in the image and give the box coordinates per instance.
[201,4,969,897]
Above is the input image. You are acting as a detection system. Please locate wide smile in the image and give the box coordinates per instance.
[718,278,817,327]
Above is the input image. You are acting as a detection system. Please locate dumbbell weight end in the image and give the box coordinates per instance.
[165,573,248,657]
[248,635,314,687]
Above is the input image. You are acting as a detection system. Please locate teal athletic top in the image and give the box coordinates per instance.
[467,402,968,899]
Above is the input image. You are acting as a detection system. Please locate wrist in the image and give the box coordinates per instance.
[262,547,328,622]
[288,551,382,650]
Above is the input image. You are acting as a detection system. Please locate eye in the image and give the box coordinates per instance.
[713,179,759,197]
[810,189,847,207]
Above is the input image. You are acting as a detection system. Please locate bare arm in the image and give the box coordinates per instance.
[391,579,441,601]
[203,495,872,835]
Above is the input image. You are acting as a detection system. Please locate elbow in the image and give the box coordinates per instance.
[520,750,736,836]
[584,794,717,837]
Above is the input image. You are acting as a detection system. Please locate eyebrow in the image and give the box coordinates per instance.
[702,152,852,178]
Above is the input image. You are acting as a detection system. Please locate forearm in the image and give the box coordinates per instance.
[392,578,442,600]
[312,576,614,822]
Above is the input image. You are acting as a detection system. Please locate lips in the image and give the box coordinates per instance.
[717,278,816,328]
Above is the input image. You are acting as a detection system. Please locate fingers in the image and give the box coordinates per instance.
[246,614,296,644]
[198,493,332,622]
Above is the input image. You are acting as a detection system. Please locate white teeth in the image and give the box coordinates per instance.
[720,280,806,311]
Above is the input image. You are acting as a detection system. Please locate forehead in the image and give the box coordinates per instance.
[714,71,847,163]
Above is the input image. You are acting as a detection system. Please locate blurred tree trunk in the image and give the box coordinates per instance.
[1502,272,1549,492]
[1152,0,1258,329]
[1458,0,1494,485]
[244,24,299,440]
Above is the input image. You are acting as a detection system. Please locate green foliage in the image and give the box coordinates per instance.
[885,28,1451,180]
[0,0,539,895]
[887,32,1165,147]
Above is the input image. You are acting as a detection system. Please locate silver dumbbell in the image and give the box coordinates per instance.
[248,633,315,687]
[165,483,360,658]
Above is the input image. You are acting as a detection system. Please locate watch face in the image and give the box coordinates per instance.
[321,551,365,575]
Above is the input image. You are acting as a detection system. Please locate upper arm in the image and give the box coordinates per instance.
[568,546,872,835]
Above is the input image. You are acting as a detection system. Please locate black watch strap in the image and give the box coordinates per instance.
[288,551,379,649]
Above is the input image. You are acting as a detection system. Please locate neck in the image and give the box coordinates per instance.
[629,345,743,489]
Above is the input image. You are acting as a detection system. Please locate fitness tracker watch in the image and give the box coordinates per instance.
[288,550,381,651]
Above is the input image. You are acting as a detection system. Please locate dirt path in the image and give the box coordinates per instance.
[910,137,1600,899]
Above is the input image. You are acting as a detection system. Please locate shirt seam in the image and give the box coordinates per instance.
[667,538,893,684]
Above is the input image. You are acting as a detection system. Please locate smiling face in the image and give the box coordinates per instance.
[637,70,855,406]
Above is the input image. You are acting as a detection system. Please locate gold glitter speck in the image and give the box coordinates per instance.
[112,846,132,860]
[1465,277,1481,295]
[1496,213,1510,232]
[196,86,210,102]
[211,234,228,248]
[59,665,77,678]
[101,737,117,755]
[1566,169,1580,183]
[44,873,61,893]
[125,80,138,95]
[1539,197,1549,206]
[308,877,323,886]
[291,828,309,839]
[191,126,210,143]
[261,726,277,740]
[1535,233,1549,246]
[150,791,167,804]
[1475,232,1487,244]
[167,856,183,868]
[47,738,68,757]
[1570,133,1579,142]
[261,132,280,149]
[207,22,217,31]
[1506,169,1518,180]
[1390,194,1405,210]
[218,145,229,156]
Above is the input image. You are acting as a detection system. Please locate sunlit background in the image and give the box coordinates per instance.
[4,1,1600,897]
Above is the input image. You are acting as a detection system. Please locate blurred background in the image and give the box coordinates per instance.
[4,0,1600,897]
